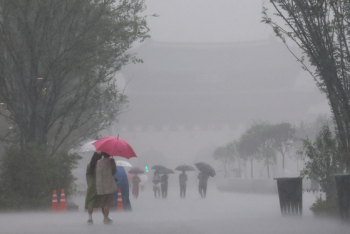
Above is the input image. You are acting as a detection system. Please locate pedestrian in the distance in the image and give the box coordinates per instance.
[152,171,161,198]
[96,152,117,224]
[160,174,169,198]
[179,171,187,198]
[85,151,102,224]
[198,172,209,198]
[113,166,132,211]
[132,174,141,199]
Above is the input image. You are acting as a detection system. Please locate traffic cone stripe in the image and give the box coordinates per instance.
[51,190,58,212]
[59,189,67,212]
[116,188,123,212]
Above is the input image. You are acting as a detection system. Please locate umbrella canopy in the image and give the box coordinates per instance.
[157,168,175,175]
[128,167,144,174]
[140,174,148,183]
[151,165,167,171]
[92,136,137,159]
[115,160,132,167]
[80,140,97,153]
[195,162,216,177]
[127,174,148,183]
[175,164,196,172]
[114,166,129,187]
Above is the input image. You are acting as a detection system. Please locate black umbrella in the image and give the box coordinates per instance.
[194,162,216,177]
[175,164,195,172]
[151,165,167,171]
[157,168,175,174]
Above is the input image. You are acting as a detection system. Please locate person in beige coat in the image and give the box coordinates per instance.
[96,152,117,224]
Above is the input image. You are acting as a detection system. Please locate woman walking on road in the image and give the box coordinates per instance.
[96,152,117,224]
[152,171,161,198]
[85,151,102,224]
[132,174,141,199]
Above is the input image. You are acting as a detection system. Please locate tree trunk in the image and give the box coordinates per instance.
[267,163,270,179]
[238,155,241,178]
[250,159,253,179]
[224,161,227,178]
[281,152,285,174]
[296,159,299,172]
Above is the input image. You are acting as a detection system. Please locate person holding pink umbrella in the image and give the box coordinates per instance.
[96,152,117,224]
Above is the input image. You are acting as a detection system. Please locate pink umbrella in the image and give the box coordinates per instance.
[92,136,137,159]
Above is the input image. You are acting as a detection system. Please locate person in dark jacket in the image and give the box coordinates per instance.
[160,174,169,198]
[198,172,209,198]
[179,171,188,198]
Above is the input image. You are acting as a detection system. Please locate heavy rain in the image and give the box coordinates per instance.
[0,0,349,234]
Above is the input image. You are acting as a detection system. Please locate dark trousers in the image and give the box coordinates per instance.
[161,184,168,198]
[180,185,186,198]
[198,184,207,198]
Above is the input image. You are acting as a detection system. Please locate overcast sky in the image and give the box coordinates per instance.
[144,0,271,43]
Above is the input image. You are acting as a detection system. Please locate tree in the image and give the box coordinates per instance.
[213,145,233,178]
[249,123,277,179]
[293,115,333,170]
[262,0,350,168]
[0,0,149,154]
[300,125,341,201]
[271,123,295,172]
[227,140,241,178]
[237,126,260,179]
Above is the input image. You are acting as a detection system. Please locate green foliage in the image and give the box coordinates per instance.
[300,125,342,201]
[310,195,339,218]
[0,0,149,153]
[0,143,81,210]
[213,145,233,178]
[262,0,350,166]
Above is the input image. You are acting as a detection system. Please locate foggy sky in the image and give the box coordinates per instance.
[144,0,269,43]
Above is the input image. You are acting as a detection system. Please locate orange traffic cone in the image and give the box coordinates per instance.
[116,188,123,211]
[59,189,67,212]
[51,190,58,212]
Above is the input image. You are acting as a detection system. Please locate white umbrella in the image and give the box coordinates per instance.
[115,160,132,167]
[80,140,96,153]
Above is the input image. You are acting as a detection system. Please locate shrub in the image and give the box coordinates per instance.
[299,125,343,215]
[310,194,339,218]
[0,143,81,210]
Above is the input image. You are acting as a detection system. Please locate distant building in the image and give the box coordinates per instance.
[107,38,325,169]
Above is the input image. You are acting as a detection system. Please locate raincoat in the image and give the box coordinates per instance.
[113,166,132,211]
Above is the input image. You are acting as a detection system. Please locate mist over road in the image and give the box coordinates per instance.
[0,187,347,234]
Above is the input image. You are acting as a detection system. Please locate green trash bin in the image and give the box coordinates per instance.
[274,177,302,215]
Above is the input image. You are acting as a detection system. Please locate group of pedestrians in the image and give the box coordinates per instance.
[151,172,170,198]
[84,151,117,225]
[151,170,210,198]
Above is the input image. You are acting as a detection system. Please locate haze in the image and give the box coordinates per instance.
[1,1,346,234]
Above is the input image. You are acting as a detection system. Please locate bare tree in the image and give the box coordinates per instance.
[272,123,295,172]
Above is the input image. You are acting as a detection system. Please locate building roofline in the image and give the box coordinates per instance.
[138,38,280,50]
